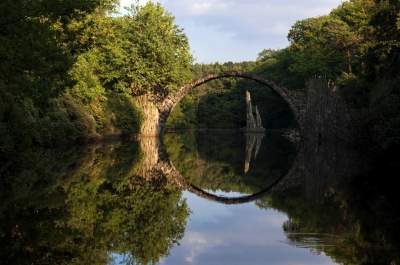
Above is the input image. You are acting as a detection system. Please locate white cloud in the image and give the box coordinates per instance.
[190,2,212,15]
[184,232,225,263]
[119,0,149,8]
[119,0,343,62]
[184,232,208,263]
[174,0,232,15]
[163,0,343,62]
[118,0,148,14]
[258,212,288,228]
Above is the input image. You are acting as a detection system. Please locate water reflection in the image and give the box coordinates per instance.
[162,192,335,265]
[0,132,399,265]
[0,142,189,265]
[244,132,264,174]
[164,131,297,197]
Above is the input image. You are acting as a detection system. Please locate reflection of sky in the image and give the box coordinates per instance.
[158,192,337,265]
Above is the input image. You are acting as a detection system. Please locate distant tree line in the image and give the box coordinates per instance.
[169,0,400,154]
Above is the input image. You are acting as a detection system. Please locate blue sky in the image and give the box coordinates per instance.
[161,192,336,265]
[111,191,337,265]
[119,0,343,63]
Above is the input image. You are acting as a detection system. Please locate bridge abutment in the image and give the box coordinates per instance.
[302,79,353,142]
[136,94,162,136]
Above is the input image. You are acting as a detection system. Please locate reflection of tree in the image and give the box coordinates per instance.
[0,142,189,265]
[267,185,400,265]
[257,137,400,265]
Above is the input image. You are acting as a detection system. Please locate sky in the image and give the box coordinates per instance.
[162,192,336,265]
[112,191,337,265]
[119,0,343,63]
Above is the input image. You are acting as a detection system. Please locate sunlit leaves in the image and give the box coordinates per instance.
[70,2,193,99]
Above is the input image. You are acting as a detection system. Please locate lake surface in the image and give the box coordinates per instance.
[1,131,399,265]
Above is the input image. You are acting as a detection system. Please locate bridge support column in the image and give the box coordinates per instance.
[136,94,161,137]
[303,79,352,141]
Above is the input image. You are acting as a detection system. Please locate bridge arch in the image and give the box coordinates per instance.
[157,71,303,132]
[155,154,301,205]
[184,174,286,205]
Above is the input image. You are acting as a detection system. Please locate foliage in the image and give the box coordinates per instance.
[255,49,302,89]
[69,3,192,98]
[253,0,400,153]
[0,0,117,100]
[0,1,192,160]
[0,142,189,265]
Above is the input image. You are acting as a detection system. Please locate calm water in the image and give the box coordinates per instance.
[1,131,399,265]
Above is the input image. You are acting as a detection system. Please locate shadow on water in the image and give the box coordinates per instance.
[0,130,400,264]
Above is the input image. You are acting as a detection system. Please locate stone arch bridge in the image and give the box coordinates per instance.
[134,75,351,204]
[137,71,306,136]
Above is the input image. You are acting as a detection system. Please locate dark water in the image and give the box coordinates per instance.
[1,131,399,265]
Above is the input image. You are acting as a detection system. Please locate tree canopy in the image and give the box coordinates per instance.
[0,1,192,157]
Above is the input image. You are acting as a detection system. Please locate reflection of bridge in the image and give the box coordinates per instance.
[244,133,264,174]
[136,136,301,205]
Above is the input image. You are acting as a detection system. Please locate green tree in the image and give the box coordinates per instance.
[0,1,193,154]
[70,2,192,99]
[288,16,358,81]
